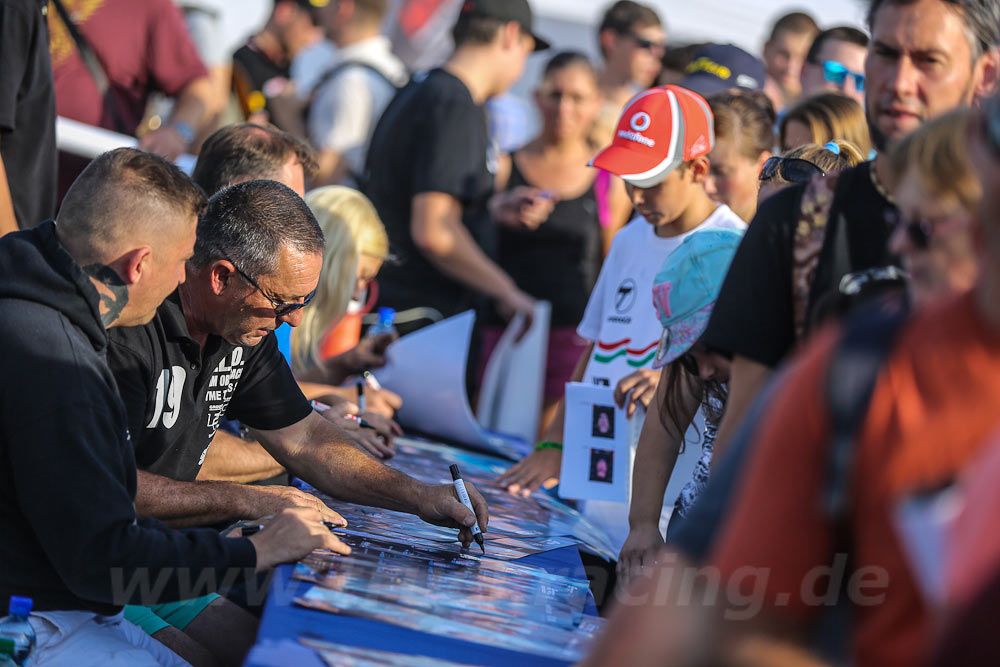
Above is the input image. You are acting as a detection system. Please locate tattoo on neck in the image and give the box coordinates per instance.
[83,264,129,327]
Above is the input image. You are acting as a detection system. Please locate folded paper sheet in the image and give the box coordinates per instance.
[477,301,551,448]
[375,311,530,459]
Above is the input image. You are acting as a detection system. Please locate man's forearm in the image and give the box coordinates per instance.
[423,227,515,301]
[169,76,215,136]
[197,430,284,484]
[0,150,20,236]
[412,192,517,302]
[136,469,258,528]
[261,413,426,514]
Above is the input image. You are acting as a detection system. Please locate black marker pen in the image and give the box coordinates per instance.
[449,464,485,553]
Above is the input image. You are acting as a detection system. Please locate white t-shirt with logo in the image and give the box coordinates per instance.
[572,204,747,552]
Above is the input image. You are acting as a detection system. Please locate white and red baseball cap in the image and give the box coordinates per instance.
[590,85,715,188]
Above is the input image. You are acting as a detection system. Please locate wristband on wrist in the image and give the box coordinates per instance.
[534,441,562,452]
[169,120,196,145]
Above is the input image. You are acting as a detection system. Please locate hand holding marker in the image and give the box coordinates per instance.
[450,464,485,553]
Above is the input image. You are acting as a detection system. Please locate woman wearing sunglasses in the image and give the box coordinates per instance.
[887,109,981,304]
[617,229,743,587]
[757,139,865,201]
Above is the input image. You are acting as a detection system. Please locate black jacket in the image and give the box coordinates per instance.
[0,222,256,614]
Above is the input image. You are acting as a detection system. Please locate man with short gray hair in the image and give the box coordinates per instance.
[0,149,342,665]
[107,179,488,543]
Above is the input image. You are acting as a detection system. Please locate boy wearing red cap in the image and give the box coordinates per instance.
[499,85,746,554]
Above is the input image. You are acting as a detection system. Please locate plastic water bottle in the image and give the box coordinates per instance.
[0,597,35,665]
[366,307,397,338]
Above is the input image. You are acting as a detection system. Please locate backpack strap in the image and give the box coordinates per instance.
[823,295,911,520]
[50,0,128,133]
[792,172,843,341]
[311,60,405,105]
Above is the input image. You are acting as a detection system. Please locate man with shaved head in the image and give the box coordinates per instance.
[0,148,341,665]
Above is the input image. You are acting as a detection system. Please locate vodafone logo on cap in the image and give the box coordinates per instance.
[630,112,652,132]
[618,110,655,147]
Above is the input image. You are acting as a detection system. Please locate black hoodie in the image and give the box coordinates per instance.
[0,222,257,614]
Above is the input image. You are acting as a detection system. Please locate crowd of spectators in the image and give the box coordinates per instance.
[2,0,1000,664]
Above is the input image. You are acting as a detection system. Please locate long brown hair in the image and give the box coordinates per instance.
[659,352,728,450]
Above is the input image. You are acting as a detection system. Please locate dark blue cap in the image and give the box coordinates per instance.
[680,44,766,97]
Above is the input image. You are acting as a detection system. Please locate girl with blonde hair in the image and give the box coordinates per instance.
[779,92,872,155]
[292,186,391,382]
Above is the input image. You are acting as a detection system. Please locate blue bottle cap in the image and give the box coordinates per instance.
[377,307,396,321]
[8,596,32,616]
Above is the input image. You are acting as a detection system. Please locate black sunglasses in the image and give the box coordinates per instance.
[885,209,934,249]
[219,251,316,317]
[759,156,825,184]
[885,209,973,251]
[628,32,665,51]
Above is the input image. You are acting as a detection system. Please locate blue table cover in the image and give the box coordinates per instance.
[245,545,599,666]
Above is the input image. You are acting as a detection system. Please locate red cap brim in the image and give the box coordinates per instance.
[589,144,683,188]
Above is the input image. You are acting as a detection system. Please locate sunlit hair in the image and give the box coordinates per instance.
[780,92,872,155]
[292,186,389,373]
[888,108,981,213]
[708,89,776,160]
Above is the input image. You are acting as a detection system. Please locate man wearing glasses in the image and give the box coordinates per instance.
[106,179,489,542]
[799,26,870,105]
[591,1,665,147]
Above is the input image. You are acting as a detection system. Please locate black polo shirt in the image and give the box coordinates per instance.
[107,293,311,482]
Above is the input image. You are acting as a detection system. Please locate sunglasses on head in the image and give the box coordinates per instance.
[821,60,865,92]
[219,250,316,317]
[759,156,826,184]
[627,32,665,52]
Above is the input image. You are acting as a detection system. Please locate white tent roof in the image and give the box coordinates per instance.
[534,0,869,55]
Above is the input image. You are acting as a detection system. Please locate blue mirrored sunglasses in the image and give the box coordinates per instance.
[822,60,865,92]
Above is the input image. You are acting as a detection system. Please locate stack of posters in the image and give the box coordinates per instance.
[291,437,612,662]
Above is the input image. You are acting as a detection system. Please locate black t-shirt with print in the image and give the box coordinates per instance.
[107,293,312,482]
[363,68,497,318]
[702,162,898,368]
[0,0,56,229]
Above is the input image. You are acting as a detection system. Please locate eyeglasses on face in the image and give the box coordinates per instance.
[218,250,316,317]
[821,60,865,92]
[627,32,665,52]
[759,156,826,184]
[885,209,972,251]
